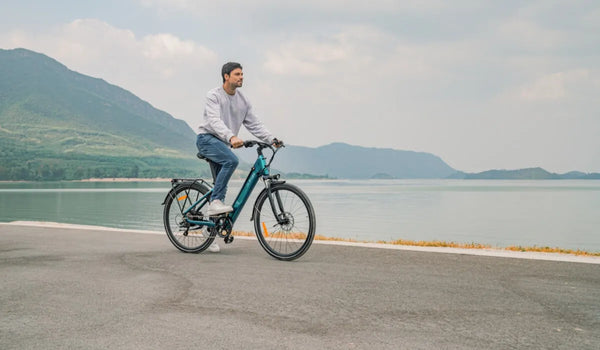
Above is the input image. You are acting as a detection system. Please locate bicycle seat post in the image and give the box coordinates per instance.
[196,153,218,184]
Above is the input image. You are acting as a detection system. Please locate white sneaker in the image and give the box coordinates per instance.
[208,242,220,253]
[206,199,233,216]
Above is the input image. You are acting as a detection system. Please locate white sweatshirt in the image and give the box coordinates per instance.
[198,86,274,144]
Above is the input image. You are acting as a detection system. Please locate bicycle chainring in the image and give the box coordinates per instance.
[213,216,233,238]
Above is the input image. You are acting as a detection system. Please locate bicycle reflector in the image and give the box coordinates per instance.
[177,195,188,201]
[262,222,269,237]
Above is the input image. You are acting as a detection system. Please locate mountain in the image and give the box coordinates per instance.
[449,168,600,180]
[0,48,207,180]
[237,142,456,179]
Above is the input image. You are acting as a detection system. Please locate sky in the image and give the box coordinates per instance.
[1,0,599,173]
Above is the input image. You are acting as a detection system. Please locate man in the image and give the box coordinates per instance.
[197,62,280,251]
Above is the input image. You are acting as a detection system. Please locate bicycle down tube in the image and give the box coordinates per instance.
[184,152,269,227]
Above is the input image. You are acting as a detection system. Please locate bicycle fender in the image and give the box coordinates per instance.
[161,185,183,205]
[162,179,213,205]
[161,181,205,205]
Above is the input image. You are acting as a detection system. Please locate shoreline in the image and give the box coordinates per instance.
[0,178,173,183]
[3,177,600,183]
[77,177,172,182]
[3,221,599,264]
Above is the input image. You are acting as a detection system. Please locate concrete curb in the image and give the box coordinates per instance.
[3,221,599,265]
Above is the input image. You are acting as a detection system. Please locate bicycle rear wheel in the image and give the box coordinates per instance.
[163,182,215,253]
[253,183,315,261]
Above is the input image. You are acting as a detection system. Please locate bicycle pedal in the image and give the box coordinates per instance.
[224,236,234,244]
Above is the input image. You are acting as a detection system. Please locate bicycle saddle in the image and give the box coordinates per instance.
[196,153,210,161]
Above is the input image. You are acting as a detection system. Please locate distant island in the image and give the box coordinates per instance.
[449,167,600,180]
[284,173,336,180]
[1,48,599,181]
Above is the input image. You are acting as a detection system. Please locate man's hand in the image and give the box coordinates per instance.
[230,136,244,148]
[273,138,284,148]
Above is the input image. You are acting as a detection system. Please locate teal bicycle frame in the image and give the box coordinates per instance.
[182,152,270,227]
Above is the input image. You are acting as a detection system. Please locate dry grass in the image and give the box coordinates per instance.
[379,239,492,249]
[232,231,600,257]
[314,234,366,242]
[505,245,600,257]
[232,231,254,237]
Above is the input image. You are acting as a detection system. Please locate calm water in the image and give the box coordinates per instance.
[1,179,599,252]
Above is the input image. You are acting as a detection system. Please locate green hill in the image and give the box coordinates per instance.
[0,48,207,180]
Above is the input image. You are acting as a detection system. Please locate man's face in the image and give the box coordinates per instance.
[225,68,243,88]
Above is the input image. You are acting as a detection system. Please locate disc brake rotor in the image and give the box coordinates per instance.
[278,212,295,232]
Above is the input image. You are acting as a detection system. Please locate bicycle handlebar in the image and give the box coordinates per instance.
[243,139,284,149]
[243,140,267,148]
[243,139,285,167]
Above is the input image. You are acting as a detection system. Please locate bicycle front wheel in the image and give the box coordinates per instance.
[253,183,316,261]
[163,182,215,253]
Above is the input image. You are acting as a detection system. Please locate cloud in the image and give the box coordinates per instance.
[496,19,567,51]
[2,18,217,75]
[519,69,599,101]
[261,26,482,90]
[262,25,455,82]
[582,7,600,29]
[137,0,451,15]
[264,40,349,76]
[140,33,216,78]
[1,19,218,120]
[142,33,198,59]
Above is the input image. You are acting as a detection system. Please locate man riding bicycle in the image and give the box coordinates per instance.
[196,62,281,250]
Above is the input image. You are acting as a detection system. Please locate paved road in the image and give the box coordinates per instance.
[1,224,599,349]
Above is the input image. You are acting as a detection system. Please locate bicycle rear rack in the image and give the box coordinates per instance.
[170,178,213,188]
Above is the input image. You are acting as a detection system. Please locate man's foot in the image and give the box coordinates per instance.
[207,242,220,253]
[206,199,233,216]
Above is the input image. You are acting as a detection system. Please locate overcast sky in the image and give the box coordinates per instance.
[1,0,599,173]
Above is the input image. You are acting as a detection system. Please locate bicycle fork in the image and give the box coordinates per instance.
[265,182,290,227]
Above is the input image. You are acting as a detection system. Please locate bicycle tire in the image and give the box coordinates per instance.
[163,182,215,253]
[253,183,316,261]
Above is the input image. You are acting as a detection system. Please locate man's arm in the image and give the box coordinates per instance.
[243,103,275,144]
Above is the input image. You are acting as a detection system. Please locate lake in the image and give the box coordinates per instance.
[1,179,599,252]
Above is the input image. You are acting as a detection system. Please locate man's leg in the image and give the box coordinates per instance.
[196,133,239,202]
[196,134,236,251]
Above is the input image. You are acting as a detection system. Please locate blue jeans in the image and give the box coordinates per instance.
[196,133,239,202]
